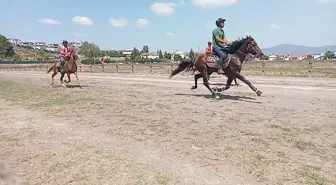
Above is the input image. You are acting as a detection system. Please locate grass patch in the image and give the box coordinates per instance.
[0,78,94,107]
[304,167,330,185]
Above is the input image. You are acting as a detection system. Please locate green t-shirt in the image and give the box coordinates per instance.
[212,27,225,47]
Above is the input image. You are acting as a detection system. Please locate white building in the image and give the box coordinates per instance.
[46,44,60,52]
[120,49,133,56]
[21,42,34,47]
[140,52,160,59]
[33,42,46,50]
[8,38,22,46]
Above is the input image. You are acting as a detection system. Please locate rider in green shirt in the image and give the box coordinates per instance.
[212,18,232,74]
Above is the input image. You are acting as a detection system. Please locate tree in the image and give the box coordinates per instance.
[164,51,168,59]
[189,48,194,59]
[130,47,139,60]
[142,45,149,53]
[0,34,15,58]
[159,50,163,59]
[173,54,183,61]
[167,53,172,60]
[324,50,335,59]
[78,41,101,64]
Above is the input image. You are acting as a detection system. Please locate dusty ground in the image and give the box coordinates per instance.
[0,71,335,185]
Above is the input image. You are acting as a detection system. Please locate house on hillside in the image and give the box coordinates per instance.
[69,42,81,48]
[8,38,22,46]
[46,44,60,52]
[21,42,34,48]
[119,49,133,56]
[33,42,46,50]
[140,52,160,59]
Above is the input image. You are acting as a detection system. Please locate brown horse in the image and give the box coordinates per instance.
[47,49,80,87]
[169,36,264,99]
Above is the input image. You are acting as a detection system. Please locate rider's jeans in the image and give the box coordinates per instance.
[212,44,229,67]
[60,56,65,66]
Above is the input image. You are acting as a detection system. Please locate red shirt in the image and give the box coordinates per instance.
[205,45,211,54]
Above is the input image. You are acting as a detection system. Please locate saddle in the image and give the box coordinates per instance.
[205,52,241,69]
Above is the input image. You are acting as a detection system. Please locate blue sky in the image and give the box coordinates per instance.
[1,0,335,52]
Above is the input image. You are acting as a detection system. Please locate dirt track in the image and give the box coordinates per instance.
[0,71,335,185]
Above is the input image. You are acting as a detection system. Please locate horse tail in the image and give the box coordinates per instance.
[169,58,194,78]
[47,65,53,73]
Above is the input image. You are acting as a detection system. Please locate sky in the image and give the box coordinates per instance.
[1,0,336,52]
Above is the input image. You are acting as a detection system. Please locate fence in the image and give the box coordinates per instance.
[0,60,336,77]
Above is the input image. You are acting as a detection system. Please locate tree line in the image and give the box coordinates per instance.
[78,41,192,64]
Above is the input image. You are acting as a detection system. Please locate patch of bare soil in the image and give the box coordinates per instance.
[0,71,335,185]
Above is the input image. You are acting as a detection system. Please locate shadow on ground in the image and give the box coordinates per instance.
[50,84,88,88]
[174,93,262,104]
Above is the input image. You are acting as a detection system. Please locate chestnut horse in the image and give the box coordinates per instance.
[170,36,264,99]
[47,49,80,87]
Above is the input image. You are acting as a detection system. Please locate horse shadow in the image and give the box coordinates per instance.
[174,93,262,104]
[50,84,88,88]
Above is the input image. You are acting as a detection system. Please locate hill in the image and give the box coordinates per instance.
[13,46,58,60]
[262,44,336,55]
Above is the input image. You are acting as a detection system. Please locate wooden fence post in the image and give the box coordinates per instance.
[308,60,312,76]
[131,65,134,73]
[80,66,82,72]
[116,64,119,73]
[90,65,92,72]
[102,65,105,72]
[149,65,152,74]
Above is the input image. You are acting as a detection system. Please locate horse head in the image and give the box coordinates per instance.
[240,35,264,57]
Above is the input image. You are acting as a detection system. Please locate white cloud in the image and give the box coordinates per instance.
[192,0,237,8]
[73,33,88,37]
[38,18,60,24]
[270,24,280,29]
[167,32,175,36]
[72,16,93,25]
[150,3,177,16]
[317,0,336,3]
[109,17,128,27]
[136,18,149,27]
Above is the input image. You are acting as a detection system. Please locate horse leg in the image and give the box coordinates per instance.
[50,70,57,85]
[65,73,71,84]
[234,78,240,86]
[60,73,66,87]
[235,73,262,96]
[216,77,234,92]
[74,71,81,87]
[191,73,202,90]
[201,69,219,99]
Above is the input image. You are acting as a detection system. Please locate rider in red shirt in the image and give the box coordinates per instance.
[205,41,212,55]
[59,40,71,72]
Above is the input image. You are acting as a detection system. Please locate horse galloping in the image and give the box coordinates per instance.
[169,36,264,99]
[47,49,80,87]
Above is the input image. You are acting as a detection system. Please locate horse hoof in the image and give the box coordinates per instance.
[212,87,218,92]
[191,86,197,90]
[256,90,262,96]
[215,95,220,99]
[62,84,66,87]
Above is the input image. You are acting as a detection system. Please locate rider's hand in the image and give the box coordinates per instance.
[227,42,232,46]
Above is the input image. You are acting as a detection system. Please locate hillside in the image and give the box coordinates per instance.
[262,44,336,54]
[13,46,58,60]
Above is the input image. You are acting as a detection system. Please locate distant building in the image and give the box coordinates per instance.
[33,42,46,50]
[119,49,133,56]
[8,38,22,46]
[140,52,160,59]
[21,42,34,47]
[68,42,81,48]
[46,44,60,52]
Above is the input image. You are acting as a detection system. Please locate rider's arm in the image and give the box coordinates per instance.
[215,36,231,45]
[60,47,66,56]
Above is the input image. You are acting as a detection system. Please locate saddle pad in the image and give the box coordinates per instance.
[206,54,241,68]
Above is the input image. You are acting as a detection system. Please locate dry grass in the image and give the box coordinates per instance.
[0,73,335,185]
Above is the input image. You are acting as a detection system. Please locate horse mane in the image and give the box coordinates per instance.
[230,35,253,53]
